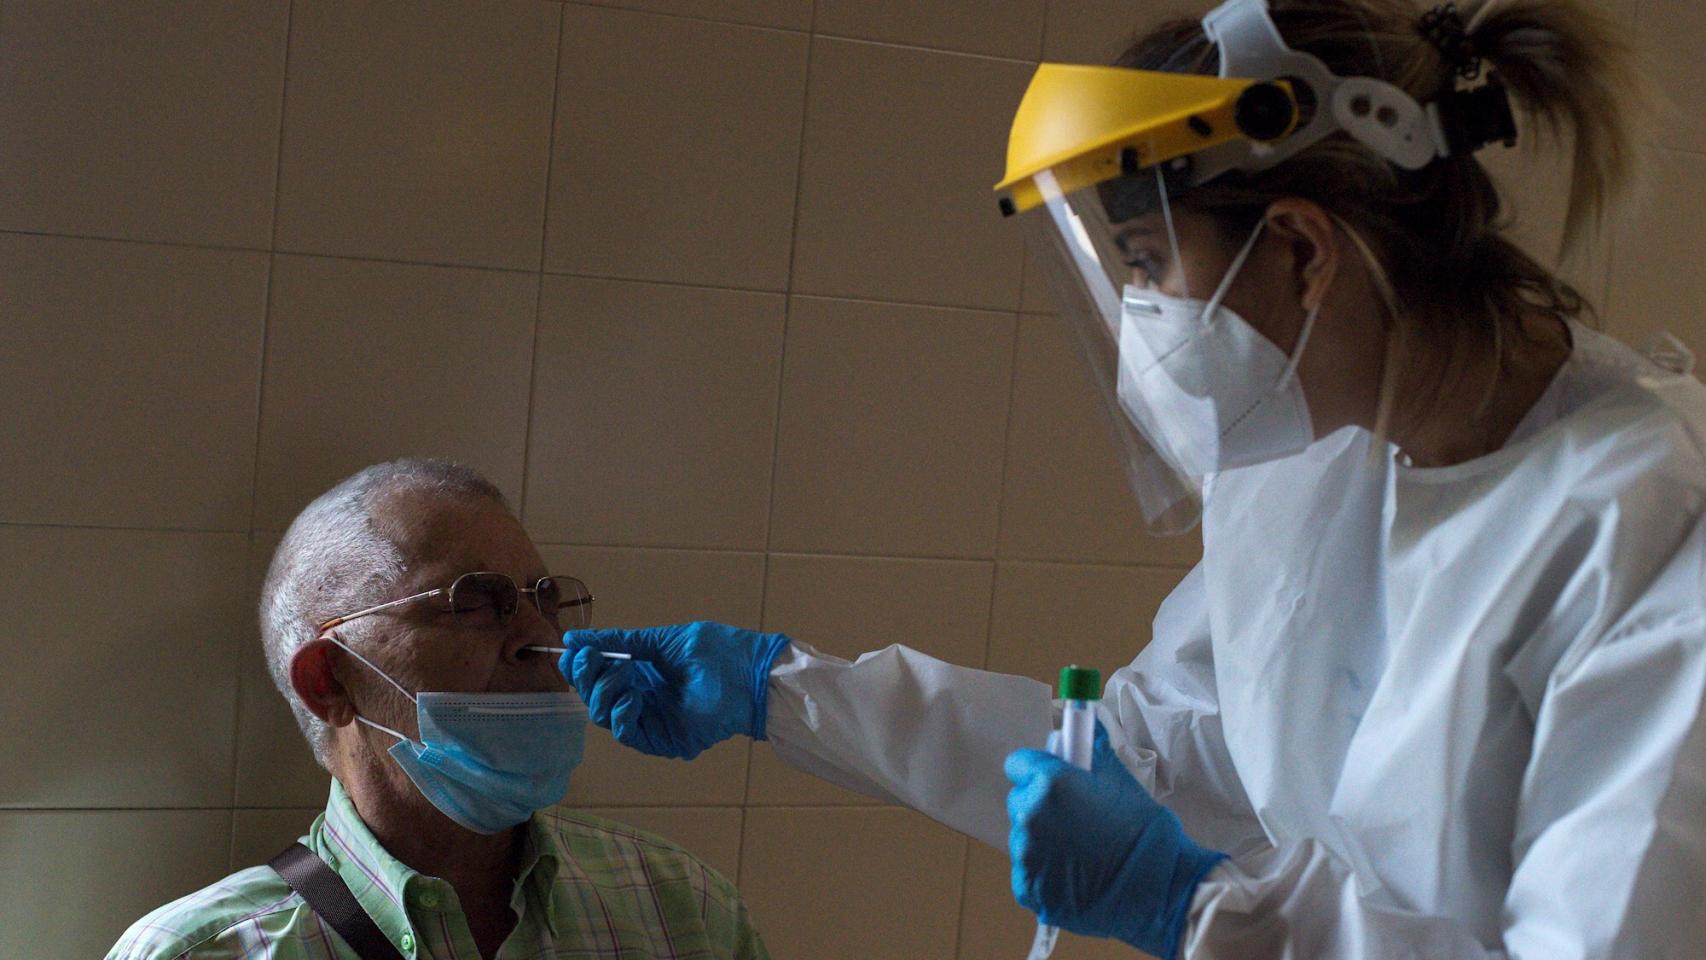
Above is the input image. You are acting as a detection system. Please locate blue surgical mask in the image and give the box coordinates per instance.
[329,637,587,834]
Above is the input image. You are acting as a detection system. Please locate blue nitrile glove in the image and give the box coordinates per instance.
[559,622,791,761]
[1005,722,1226,960]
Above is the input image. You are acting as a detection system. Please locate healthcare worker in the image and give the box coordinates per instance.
[562,0,1706,956]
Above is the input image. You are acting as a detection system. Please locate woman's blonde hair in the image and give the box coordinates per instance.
[1120,0,1648,437]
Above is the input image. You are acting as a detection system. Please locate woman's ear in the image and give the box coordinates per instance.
[1263,199,1340,312]
[290,636,357,727]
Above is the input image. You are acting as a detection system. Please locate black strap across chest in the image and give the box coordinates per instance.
[268,842,406,960]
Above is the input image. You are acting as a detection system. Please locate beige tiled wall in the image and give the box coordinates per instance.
[2,0,1699,957]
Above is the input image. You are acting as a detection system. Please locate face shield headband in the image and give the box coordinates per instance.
[1198,0,1515,181]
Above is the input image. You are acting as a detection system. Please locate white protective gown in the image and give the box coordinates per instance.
[764,322,1706,959]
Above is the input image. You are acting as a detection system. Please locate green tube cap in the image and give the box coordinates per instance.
[1058,665,1102,701]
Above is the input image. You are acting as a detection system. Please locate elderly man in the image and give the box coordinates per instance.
[109,459,769,960]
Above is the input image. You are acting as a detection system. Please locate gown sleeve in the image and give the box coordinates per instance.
[763,564,1267,854]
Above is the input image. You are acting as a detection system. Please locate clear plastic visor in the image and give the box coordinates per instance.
[1019,166,1206,535]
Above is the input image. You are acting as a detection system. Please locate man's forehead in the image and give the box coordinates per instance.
[372,491,544,585]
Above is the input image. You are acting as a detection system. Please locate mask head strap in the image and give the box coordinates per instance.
[1204,219,1267,320]
[1199,217,1318,389]
[1155,166,1190,300]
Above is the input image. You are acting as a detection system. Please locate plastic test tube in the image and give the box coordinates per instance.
[524,645,633,660]
[1026,665,1103,960]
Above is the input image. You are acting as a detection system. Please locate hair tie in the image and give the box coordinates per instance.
[1419,3,1483,80]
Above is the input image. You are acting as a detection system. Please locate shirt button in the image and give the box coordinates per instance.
[323,850,338,869]
[400,932,415,953]
[418,890,439,909]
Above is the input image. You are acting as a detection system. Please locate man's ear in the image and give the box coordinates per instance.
[290,636,357,727]
[1263,198,1341,313]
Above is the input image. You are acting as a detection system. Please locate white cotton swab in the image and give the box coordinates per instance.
[525,645,633,660]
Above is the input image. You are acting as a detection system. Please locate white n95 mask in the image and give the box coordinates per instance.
[1115,220,1317,478]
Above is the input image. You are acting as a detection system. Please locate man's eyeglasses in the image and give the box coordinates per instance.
[318,573,594,633]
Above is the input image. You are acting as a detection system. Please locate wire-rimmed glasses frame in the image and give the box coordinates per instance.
[317,572,594,633]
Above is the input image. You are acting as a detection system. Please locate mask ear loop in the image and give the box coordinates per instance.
[322,633,417,744]
[1155,166,1190,300]
[1279,304,1320,388]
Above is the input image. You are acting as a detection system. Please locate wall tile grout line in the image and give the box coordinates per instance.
[0,520,1192,572]
[733,796,752,889]
[2,801,928,813]
[0,225,275,255]
[1036,0,1052,62]
[978,313,1026,674]
[954,309,1025,957]
[225,808,241,875]
[539,538,1194,572]
[0,520,251,534]
[231,0,297,814]
[743,5,820,818]
[785,288,1021,317]
[245,0,297,536]
[560,0,806,39]
[572,803,753,811]
[517,2,569,525]
[0,806,303,813]
[950,835,974,960]
[227,604,250,812]
[734,776,749,888]
[539,270,782,296]
[806,29,1041,67]
[0,225,1078,319]
[553,0,1043,68]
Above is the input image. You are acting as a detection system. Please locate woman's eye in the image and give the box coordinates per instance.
[1122,252,1165,287]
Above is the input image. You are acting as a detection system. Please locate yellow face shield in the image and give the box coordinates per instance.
[994,65,1299,219]
[995,0,1474,220]
[990,65,1304,535]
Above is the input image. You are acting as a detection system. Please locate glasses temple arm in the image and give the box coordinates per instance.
[316,587,448,631]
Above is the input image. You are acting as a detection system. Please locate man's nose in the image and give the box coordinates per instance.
[504,599,563,663]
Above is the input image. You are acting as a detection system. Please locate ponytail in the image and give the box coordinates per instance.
[1461,0,1648,258]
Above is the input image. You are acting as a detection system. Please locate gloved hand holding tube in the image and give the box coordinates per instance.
[558,622,792,761]
[1005,720,1228,960]
[1026,667,1101,960]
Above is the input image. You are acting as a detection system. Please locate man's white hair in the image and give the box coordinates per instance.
[259,458,508,767]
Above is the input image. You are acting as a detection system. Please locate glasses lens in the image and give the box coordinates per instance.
[539,576,592,630]
[450,572,519,621]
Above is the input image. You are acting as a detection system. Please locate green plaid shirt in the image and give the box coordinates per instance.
[107,781,769,960]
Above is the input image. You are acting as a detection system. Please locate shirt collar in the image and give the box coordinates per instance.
[520,810,564,936]
[314,779,567,940]
[311,779,420,947]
